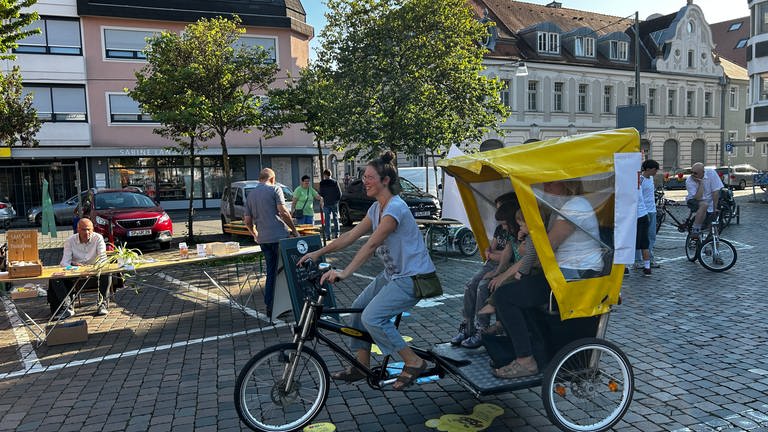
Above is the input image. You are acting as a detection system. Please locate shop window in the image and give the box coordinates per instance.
[108,94,155,123]
[22,85,87,122]
[104,28,154,60]
[14,17,82,55]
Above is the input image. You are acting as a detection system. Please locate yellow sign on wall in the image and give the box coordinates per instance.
[0,148,10,158]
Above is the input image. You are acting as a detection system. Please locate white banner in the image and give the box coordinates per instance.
[613,153,642,264]
[440,145,470,227]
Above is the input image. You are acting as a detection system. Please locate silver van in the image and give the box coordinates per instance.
[220,180,293,228]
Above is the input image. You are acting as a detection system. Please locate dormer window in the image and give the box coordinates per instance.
[728,22,742,31]
[537,31,560,54]
[574,36,595,57]
[609,40,628,61]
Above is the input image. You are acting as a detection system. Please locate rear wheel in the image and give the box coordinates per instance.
[697,238,737,272]
[339,204,353,227]
[543,338,634,432]
[685,233,698,262]
[718,207,733,232]
[35,213,42,226]
[235,343,329,432]
[739,179,746,190]
[159,241,171,250]
[456,229,478,256]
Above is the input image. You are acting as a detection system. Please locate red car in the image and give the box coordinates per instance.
[80,188,173,250]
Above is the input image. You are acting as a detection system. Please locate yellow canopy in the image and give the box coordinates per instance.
[438,128,640,319]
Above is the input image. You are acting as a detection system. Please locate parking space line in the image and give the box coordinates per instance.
[1,298,42,373]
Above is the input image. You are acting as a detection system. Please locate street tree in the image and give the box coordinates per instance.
[131,16,279,219]
[314,0,508,160]
[1,0,39,60]
[130,32,215,242]
[0,66,41,147]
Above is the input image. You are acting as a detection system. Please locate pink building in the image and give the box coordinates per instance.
[4,0,316,215]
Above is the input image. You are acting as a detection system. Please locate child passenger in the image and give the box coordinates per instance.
[450,197,518,348]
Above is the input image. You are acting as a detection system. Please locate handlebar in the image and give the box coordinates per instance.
[296,258,331,284]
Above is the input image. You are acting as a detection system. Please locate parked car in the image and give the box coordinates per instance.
[339,176,441,226]
[0,199,16,229]
[663,167,691,190]
[27,191,87,226]
[220,181,294,230]
[398,167,443,202]
[728,164,761,190]
[81,188,173,250]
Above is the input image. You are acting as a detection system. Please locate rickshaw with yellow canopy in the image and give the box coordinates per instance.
[234,129,639,432]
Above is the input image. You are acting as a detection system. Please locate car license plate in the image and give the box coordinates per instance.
[414,211,430,217]
[128,228,152,237]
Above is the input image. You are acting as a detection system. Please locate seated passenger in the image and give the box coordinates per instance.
[491,180,602,379]
[451,197,518,348]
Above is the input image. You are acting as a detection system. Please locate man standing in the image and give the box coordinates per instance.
[244,168,299,318]
[50,218,110,318]
[319,169,342,239]
[686,162,723,238]
[635,159,660,268]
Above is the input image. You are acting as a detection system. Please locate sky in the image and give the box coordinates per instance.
[303,0,751,60]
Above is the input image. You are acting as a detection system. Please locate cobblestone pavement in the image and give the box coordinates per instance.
[0,195,766,431]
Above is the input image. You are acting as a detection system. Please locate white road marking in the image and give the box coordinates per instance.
[1,298,42,373]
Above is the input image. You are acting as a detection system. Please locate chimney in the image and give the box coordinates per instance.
[546,1,562,7]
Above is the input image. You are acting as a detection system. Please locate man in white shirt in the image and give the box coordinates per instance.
[48,218,111,318]
[685,162,724,238]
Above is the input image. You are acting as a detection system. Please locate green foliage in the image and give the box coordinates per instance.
[0,0,40,60]
[0,66,41,147]
[129,16,279,229]
[310,0,508,160]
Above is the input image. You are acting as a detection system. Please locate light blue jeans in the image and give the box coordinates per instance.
[635,212,656,263]
[349,272,419,356]
[323,204,340,238]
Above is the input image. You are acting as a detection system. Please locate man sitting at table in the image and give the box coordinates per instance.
[48,218,111,318]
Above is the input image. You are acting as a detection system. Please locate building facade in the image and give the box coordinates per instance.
[468,0,727,173]
[1,0,316,216]
[746,0,768,170]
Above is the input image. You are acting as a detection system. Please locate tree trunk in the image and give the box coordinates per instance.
[186,137,196,243]
[221,136,235,219]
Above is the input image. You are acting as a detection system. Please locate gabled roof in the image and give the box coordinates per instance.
[719,56,748,81]
[710,16,749,68]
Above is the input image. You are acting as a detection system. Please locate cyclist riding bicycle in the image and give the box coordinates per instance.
[685,162,723,238]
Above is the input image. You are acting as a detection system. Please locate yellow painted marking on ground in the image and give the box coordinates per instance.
[425,403,504,431]
[371,335,412,355]
[303,422,336,431]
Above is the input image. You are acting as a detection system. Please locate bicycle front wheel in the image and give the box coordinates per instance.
[685,233,698,262]
[235,343,330,432]
[697,238,737,272]
[542,338,634,432]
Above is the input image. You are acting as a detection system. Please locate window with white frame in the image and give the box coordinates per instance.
[729,86,738,109]
[648,88,656,115]
[499,79,511,107]
[574,36,595,57]
[668,89,677,116]
[537,32,560,54]
[22,85,87,121]
[235,36,277,63]
[527,81,539,111]
[578,84,588,112]
[609,40,628,60]
[627,87,636,105]
[759,74,768,101]
[104,28,154,59]
[704,92,712,117]
[553,82,564,112]
[745,144,754,156]
[603,85,613,113]
[14,17,81,55]
[686,91,695,116]
[108,94,154,123]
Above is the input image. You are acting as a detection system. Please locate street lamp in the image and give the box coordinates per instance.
[514,61,528,77]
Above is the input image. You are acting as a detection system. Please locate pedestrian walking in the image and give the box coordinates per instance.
[319,169,342,239]
[635,159,660,268]
[292,175,323,225]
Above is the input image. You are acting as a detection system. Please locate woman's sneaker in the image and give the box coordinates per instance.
[450,323,468,346]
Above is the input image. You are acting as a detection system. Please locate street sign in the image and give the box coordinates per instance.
[725,143,733,153]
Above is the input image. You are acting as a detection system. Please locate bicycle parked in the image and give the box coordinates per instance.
[654,188,737,272]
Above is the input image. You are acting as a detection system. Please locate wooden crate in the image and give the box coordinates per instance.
[7,230,42,278]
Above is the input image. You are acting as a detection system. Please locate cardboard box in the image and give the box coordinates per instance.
[205,242,228,256]
[46,320,88,346]
[7,230,42,278]
[10,287,38,300]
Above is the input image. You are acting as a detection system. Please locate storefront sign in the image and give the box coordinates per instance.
[0,148,10,158]
[118,148,175,156]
